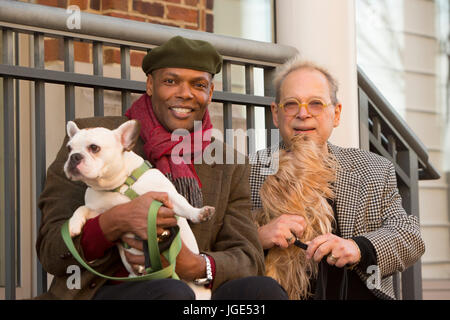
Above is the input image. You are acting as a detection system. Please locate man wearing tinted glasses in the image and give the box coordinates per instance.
[249,57,425,300]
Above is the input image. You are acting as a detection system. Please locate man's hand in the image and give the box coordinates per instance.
[98,191,176,242]
[122,237,205,281]
[305,233,361,268]
[174,241,206,281]
[257,214,306,250]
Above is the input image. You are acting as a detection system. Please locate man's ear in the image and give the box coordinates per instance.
[207,82,214,105]
[333,103,342,128]
[146,74,153,96]
[67,121,80,139]
[115,120,141,151]
[271,102,280,128]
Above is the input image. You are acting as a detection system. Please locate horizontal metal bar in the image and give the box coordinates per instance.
[0,64,274,107]
[0,21,281,69]
[0,0,298,65]
[0,63,144,91]
[213,91,273,107]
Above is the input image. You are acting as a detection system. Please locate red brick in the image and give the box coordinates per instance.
[130,51,146,67]
[185,25,199,31]
[167,5,198,24]
[206,12,213,32]
[74,42,91,63]
[104,48,120,64]
[104,12,145,22]
[44,38,64,62]
[185,0,199,6]
[37,0,67,8]
[102,0,128,11]
[68,0,88,10]
[132,1,164,17]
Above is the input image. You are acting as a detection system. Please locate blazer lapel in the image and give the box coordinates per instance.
[329,143,363,239]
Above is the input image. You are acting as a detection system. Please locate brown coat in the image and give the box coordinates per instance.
[35,116,264,300]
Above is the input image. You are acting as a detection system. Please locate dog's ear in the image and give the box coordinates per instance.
[67,121,80,139]
[115,120,141,151]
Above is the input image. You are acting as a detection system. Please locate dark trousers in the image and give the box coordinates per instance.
[93,276,288,300]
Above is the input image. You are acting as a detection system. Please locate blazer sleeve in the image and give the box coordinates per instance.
[205,162,266,291]
[361,161,425,278]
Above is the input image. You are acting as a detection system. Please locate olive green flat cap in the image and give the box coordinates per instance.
[142,36,223,75]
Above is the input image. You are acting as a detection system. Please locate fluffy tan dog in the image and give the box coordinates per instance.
[257,134,338,299]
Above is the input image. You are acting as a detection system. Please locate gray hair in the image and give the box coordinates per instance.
[273,55,339,105]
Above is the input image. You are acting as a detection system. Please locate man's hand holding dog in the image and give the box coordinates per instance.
[98,191,206,280]
[258,214,306,249]
[305,233,361,268]
[98,191,176,242]
[122,236,206,280]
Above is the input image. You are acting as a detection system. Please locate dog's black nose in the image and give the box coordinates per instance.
[69,153,83,167]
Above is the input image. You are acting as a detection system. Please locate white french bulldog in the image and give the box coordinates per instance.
[64,119,214,299]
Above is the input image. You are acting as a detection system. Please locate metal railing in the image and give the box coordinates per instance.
[0,0,439,300]
[358,67,440,299]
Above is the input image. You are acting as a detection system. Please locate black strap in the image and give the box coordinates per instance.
[315,260,328,300]
[339,267,348,300]
[294,239,348,300]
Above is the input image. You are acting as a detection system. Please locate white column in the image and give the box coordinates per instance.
[275,0,359,148]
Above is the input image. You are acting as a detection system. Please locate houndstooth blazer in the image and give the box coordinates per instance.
[249,142,425,300]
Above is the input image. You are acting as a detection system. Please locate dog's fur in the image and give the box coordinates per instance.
[63,119,214,299]
[257,134,338,299]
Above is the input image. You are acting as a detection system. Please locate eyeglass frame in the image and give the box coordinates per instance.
[277,97,335,116]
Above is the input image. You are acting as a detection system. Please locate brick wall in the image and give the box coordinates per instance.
[38,0,215,65]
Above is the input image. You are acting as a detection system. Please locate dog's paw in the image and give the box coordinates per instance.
[194,206,215,223]
[68,216,85,237]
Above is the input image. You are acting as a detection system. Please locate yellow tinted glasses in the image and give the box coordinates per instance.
[278,98,332,116]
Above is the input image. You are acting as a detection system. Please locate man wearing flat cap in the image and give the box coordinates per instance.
[36,36,287,300]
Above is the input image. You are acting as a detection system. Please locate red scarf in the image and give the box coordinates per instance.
[125,94,212,206]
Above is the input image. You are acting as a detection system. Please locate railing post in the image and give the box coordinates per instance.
[120,46,131,114]
[64,38,75,122]
[3,27,16,300]
[358,88,370,151]
[93,41,104,116]
[34,32,47,296]
[399,150,423,300]
[14,30,21,288]
[264,67,276,148]
[245,65,255,155]
[222,61,232,146]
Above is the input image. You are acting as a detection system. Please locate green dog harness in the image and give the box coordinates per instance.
[61,160,182,281]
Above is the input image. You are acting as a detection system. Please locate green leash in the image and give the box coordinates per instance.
[61,200,182,281]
